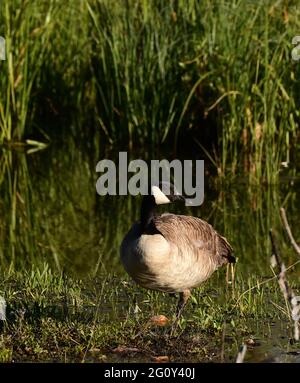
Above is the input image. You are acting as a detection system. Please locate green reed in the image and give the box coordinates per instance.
[196,0,300,181]
[0,0,299,179]
[0,0,91,143]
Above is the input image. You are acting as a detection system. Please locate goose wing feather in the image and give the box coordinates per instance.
[153,214,235,265]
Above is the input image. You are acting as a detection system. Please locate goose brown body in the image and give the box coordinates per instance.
[120,213,234,293]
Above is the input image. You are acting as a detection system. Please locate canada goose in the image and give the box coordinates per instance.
[120,183,235,321]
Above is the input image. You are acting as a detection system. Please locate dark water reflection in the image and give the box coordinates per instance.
[1,142,299,275]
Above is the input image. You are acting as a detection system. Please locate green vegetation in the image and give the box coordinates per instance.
[1,0,299,179]
[1,0,300,363]
[0,262,299,362]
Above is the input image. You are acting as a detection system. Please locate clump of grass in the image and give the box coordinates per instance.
[86,0,200,149]
[185,0,300,181]
[0,1,57,142]
[0,0,92,143]
[1,0,299,179]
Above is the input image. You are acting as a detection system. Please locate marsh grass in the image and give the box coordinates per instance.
[0,261,299,363]
[0,0,299,179]
[196,0,300,180]
[0,0,92,142]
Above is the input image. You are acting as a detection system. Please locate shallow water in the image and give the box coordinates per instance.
[243,321,300,363]
[0,143,300,362]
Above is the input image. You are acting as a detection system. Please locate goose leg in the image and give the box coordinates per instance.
[171,289,191,334]
[176,289,191,319]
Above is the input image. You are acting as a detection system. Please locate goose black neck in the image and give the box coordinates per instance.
[140,195,156,232]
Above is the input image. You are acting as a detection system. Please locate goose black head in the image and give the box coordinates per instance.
[151,182,185,205]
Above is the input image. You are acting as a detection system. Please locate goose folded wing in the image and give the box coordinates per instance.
[153,214,234,265]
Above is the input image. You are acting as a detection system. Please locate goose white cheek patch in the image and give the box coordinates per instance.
[151,186,171,205]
